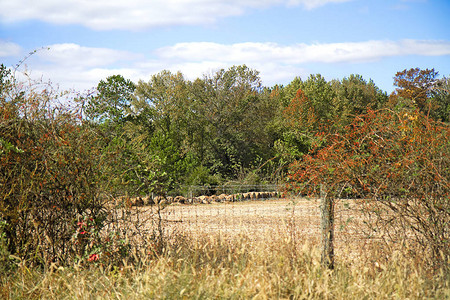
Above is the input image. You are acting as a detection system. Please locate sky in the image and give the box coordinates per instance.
[0,0,449,94]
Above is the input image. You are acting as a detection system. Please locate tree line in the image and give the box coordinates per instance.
[77,65,448,197]
[0,63,448,267]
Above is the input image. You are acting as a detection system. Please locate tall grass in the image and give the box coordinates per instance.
[1,230,448,299]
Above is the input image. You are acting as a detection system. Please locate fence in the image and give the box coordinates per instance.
[178,184,281,198]
[128,184,283,206]
[132,192,369,266]
[117,183,446,270]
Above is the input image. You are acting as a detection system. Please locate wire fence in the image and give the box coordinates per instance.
[158,196,321,237]
[115,183,445,267]
[178,184,281,198]
[129,187,370,258]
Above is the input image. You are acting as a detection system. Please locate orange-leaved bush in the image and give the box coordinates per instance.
[0,67,105,266]
[287,108,449,269]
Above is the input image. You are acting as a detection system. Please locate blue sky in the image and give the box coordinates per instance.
[1,0,449,93]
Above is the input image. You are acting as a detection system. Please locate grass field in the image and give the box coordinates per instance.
[140,197,369,260]
[1,198,449,299]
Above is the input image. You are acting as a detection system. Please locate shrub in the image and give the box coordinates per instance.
[287,108,449,270]
[0,67,105,266]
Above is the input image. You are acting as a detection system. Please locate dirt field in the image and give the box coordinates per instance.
[134,197,369,258]
[161,198,321,236]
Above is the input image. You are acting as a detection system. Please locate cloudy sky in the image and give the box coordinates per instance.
[1,0,449,93]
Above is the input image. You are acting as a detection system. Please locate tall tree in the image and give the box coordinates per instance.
[134,71,196,192]
[331,74,388,126]
[85,75,136,123]
[392,68,439,115]
[276,74,336,160]
[191,65,273,178]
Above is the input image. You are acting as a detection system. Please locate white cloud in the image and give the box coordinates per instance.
[158,40,450,64]
[36,44,140,68]
[20,44,147,90]
[11,39,450,91]
[0,0,353,30]
[0,40,22,57]
[287,0,351,10]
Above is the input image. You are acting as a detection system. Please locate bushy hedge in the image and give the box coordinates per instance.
[0,66,106,266]
[287,105,449,269]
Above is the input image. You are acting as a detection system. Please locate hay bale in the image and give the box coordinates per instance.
[218,194,227,201]
[175,195,186,204]
[132,197,144,206]
[225,195,234,202]
[145,196,155,205]
[154,195,164,203]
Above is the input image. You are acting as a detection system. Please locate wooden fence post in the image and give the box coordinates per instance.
[320,184,334,269]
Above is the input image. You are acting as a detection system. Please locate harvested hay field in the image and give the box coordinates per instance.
[159,198,321,236]
[3,198,447,299]
[133,197,372,260]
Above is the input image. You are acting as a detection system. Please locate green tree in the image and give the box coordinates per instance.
[331,74,388,126]
[134,71,197,193]
[191,65,274,178]
[301,74,336,126]
[278,76,303,107]
[276,74,336,162]
[85,75,136,123]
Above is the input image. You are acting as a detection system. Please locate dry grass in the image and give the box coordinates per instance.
[1,198,448,299]
[141,197,378,260]
[157,198,321,237]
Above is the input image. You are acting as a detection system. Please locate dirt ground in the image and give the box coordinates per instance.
[132,197,371,259]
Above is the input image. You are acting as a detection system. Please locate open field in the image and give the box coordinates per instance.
[2,198,448,299]
[134,197,375,261]
[159,198,322,235]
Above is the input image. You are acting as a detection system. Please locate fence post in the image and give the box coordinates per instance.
[320,184,334,270]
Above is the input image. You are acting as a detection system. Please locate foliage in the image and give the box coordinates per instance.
[133,71,199,194]
[3,60,448,273]
[390,68,448,122]
[283,89,318,135]
[0,67,159,269]
[191,65,275,178]
[430,76,450,122]
[0,219,14,273]
[0,73,107,265]
[128,66,281,185]
[331,74,388,124]
[1,232,448,299]
[85,74,135,123]
[287,107,449,268]
[392,68,437,109]
[84,68,392,189]
[279,74,336,140]
[275,74,388,168]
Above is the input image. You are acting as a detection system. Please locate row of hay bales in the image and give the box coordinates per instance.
[126,191,281,207]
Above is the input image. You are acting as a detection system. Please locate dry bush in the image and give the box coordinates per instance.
[288,108,449,270]
[0,68,107,266]
[0,66,181,269]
